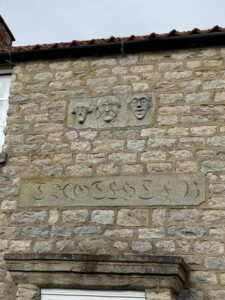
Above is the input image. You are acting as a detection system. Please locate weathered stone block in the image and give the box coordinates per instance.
[194,241,224,254]
[104,229,133,238]
[91,210,114,224]
[73,226,102,235]
[191,271,217,285]
[33,241,53,253]
[11,211,48,224]
[158,62,183,70]
[16,284,40,300]
[168,226,207,238]
[147,137,176,149]
[51,226,71,238]
[140,150,166,162]
[138,228,165,239]
[146,289,176,300]
[121,164,144,174]
[9,240,31,252]
[169,209,199,223]
[132,241,152,252]
[117,209,149,226]
[208,290,225,300]
[62,210,89,224]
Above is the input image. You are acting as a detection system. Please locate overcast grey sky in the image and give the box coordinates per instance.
[1,0,225,46]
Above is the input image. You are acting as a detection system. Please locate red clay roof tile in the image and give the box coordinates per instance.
[1,25,225,54]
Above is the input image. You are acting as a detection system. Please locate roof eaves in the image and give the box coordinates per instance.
[1,26,225,62]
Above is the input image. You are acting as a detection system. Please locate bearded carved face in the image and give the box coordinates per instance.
[97,99,121,123]
[130,96,151,120]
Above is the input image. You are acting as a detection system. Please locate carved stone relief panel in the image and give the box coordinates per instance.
[67,93,155,129]
[19,174,205,207]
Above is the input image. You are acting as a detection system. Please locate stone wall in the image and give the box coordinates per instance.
[1,46,225,299]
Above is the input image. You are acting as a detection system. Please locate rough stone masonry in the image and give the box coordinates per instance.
[1,46,225,299]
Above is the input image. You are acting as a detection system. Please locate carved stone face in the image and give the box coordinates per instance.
[72,104,90,124]
[130,96,151,120]
[97,99,121,123]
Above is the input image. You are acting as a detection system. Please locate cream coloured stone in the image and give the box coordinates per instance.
[118,55,138,65]
[191,126,217,136]
[34,72,53,81]
[191,271,217,285]
[157,115,178,125]
[158,62,183,70]
[132,82,149,91]
[145,289,176,300]
[203,59,222,67]
[113,241,128,250]
[130,65,153,73]
[91,210,114,224]
[194,241,224,254]
[108,152,137,163]
[157,93,183,104]
[71,141,91,152]
[126,140,146,151]
[96,163,119,175]
[167,127,189,136]
[112,67,128,74]
[140,150,166,162]
[66,165,92,176]
[16,284,40,300]
[104,229,133,238]
[159,106,190,115]
[9,240,31,252]
[187,60,201,68]
[185,92,211,103]
[49,209,59,225]
[121,164,144,174]
[147,162,172,173]
[154,240,176,253]
[176,161,199,173]
[138,228,165,239]
[117,209,149,226]
[132,241,152,252]
[172,50,194,59]
[165,71,192,80]
[204,80,225,90]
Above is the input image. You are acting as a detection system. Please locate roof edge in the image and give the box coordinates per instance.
[1,31,225,63]
[0,15,15,42]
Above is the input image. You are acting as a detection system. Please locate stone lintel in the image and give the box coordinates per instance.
[5,254,189,295]
[19,174,205,207]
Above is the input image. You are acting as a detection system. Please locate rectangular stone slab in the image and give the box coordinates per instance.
[19,174,205,207]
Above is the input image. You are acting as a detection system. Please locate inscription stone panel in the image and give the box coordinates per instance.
[67,93,155,129]
[19,174,205,207]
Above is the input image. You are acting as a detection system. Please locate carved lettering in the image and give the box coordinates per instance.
[19,175,205,207]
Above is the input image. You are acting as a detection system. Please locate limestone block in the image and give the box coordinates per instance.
[117,209,149,226]
[145,289,176,300]
[91,210,114,224]
[62,210,89,224]
[132,241,152,252]
[16,284,40,300]
[138,228,165,239]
